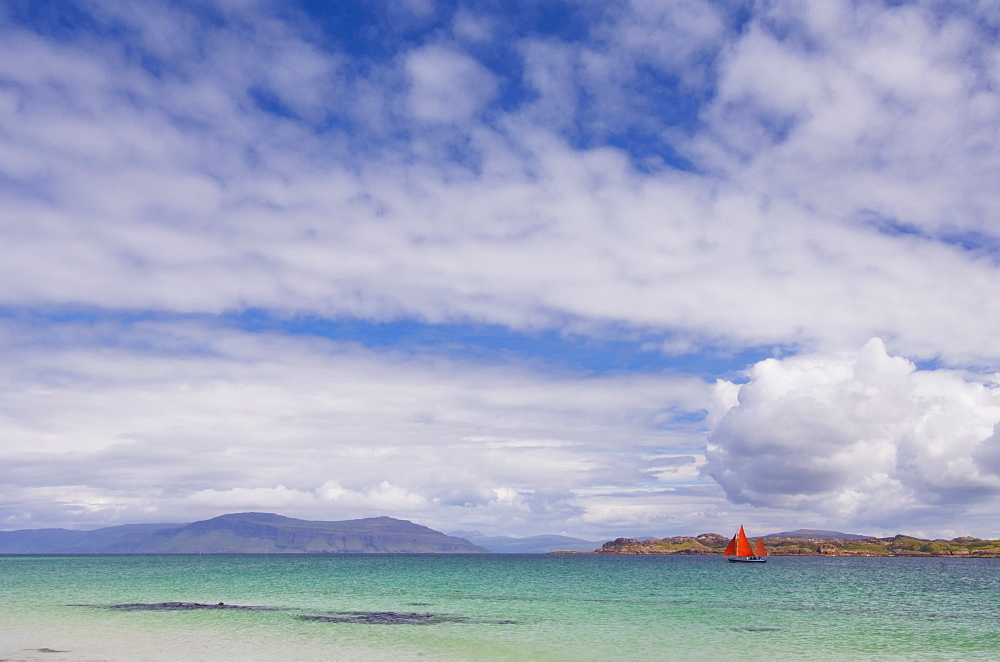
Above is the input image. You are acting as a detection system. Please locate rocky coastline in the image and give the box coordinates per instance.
[582,533,1000,557]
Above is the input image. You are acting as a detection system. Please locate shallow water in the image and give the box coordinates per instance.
[1,554,997,660]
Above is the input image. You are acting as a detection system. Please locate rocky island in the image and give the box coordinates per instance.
[590,531,1000,557]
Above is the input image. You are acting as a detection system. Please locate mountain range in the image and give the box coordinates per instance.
[7,515,991,556]
[0,513,604,554]
[0,513,487,554]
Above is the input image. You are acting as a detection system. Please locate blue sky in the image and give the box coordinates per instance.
[2,0,1000,539]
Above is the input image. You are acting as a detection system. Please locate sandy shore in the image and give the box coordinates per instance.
[0,619,452,662]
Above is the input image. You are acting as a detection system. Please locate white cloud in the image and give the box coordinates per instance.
[2,1,1000,538]
[705,339,1000,526]
[1,1,998,368]
[405,44,498,123]
[187,485,313,510]
[698,0,1000,235]
[605,0,729,84]
[452,9,494,43]
[0,318,710,535]
[187,480,432,513]
[517,39,581,131]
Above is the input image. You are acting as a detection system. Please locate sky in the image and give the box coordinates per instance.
[1,0,999,540]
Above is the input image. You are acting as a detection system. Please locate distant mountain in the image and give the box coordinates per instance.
[452,531,603,554]
[0,513,488,554]
[764,528,871,540]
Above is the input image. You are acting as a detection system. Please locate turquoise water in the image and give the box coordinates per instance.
[1,554,998,660]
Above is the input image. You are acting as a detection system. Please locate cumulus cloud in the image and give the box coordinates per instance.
[705,339,1000,526]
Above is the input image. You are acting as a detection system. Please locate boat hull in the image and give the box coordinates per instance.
[727,556,766,563]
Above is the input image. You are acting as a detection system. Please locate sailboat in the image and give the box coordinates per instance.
[723,525,767,563]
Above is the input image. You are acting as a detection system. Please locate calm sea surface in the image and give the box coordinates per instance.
[1,554,998,661]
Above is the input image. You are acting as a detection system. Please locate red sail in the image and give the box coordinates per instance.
[735,525,754,556]
[755,538,767,557]
[725,525,755,556]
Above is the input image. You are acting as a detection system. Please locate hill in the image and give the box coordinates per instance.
[0,513,487,554]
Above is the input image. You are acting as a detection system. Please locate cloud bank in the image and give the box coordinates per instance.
[0,317,711,536]
[1,0,999,537]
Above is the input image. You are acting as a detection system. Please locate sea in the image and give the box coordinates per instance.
[1,553,997,661]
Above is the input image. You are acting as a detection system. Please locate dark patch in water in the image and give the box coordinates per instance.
[33,649,67,653]
[106,602,278,612]
[95,602,518,626]
[298,611,518,625]
[733,626,781,632]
